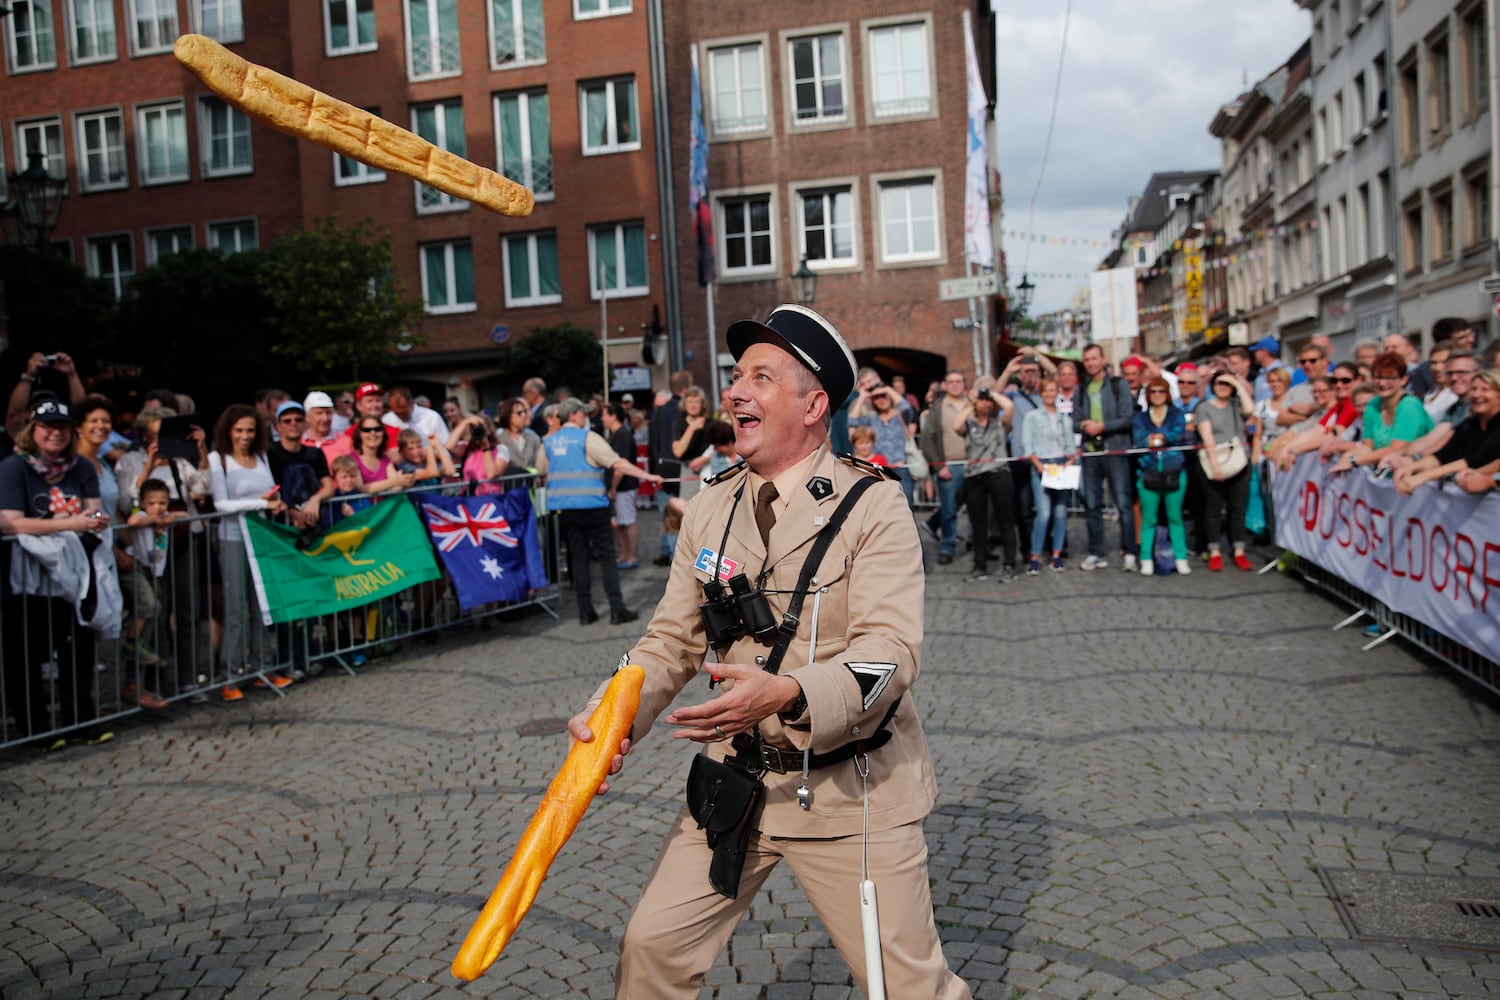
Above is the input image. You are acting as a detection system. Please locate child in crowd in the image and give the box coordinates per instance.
[122,479,178,709]
[849,424,888,466]
[393,429,455,491]
[704,419,738,479]
[327,454,374,664]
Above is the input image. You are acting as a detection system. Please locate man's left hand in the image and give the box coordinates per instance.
[665,663,800,743]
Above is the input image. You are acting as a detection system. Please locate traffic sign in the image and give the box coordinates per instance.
[1481,275,1500,294]
[1493,293,1500,319]
[939,273,998,301]
[491,323,510,344]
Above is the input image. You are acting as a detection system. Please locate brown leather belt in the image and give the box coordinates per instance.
[730,730,892,776]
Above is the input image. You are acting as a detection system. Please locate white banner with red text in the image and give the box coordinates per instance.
[1272,453,1500,663]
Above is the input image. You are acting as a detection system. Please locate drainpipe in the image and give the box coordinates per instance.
[647,0,685,371]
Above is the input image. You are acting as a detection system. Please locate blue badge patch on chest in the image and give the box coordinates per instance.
[693,546,739,581]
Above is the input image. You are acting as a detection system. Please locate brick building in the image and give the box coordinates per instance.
[663,0,996,395]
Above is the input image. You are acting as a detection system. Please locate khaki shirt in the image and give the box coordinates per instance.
[608,444,938,839]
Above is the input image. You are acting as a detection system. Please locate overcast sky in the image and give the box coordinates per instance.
[994,0,1310,314]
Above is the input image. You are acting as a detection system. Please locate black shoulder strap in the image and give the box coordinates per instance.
[762,475,879,676]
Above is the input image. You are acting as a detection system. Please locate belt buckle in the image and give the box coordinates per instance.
[759,742,788,774]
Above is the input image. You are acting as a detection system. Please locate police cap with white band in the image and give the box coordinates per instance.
[725,304,858,410]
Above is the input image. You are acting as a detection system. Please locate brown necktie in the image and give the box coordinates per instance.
[755,482,779,549]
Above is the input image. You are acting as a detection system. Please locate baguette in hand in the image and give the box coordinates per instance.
[173,34,534,218]
[451,664,644,981]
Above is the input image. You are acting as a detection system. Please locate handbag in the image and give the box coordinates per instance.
[904,435,929,481]
[685,753,764,899]
[1196,404,1249,479]
[1140,467,1181,493]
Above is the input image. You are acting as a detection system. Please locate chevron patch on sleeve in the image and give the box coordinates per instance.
[844,662,897,711]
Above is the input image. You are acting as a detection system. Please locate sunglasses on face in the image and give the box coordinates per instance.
[361,426,385,434]
[1448,367,1479,377]
[1330,377,1355,384]
[1298,357,1320,365]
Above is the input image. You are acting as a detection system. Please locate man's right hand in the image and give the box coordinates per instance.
[568,708,632,794]
[937,465,952,480]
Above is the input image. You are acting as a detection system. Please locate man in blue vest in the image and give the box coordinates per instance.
[546,398,664,625]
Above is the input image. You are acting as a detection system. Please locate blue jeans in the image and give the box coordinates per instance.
[895,467,915,507]
[1030,469,1071,555]
[935,463,966,556]
[1081,453,1135,558]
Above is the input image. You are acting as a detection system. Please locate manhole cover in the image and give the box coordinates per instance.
[516,717,570,737]
[1321,868,1500,952]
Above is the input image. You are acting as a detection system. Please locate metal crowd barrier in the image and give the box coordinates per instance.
[1,471,562,751]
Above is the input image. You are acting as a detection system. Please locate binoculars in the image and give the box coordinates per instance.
[699,573,778,651]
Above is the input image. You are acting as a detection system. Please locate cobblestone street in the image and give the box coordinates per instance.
[3,522,1498,999]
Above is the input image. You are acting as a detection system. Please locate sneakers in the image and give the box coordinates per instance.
[1080,554,1107,571]
[1027,558,1041,576]
[253,674,293,689]
[1122,554,1138,572]
[1175,559,1192,576]
[121,684,168,711]
[1207,552,1224,572]
[968,569,989,581]
[937,554,954,565]
[222,685,244,702]
[1139,558,1154,576]
[1050,555,1065,572]
[1233,552,1254,572]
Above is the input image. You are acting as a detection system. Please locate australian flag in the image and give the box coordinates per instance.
[420,490,548,610]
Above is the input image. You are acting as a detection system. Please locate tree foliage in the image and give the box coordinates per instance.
[256,216,426,380]
[0,247,115,374]
[507,323,604,397]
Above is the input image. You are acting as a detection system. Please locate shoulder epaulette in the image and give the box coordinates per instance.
[702,460,748,487]
[835,452,901,481]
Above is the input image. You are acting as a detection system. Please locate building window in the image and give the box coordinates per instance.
[717,193,773,276]
[866,21,931,119]
[788,31,845,125]
[208,218,257,255]
[420,240,475,313]
[1401,197,1423,274]
[574,0,628,19]
[491,0,544,67]
[198,96,252,177]
[1330,92,1344,151]
[796,185,856,268]
[76,108,126,192]
[1431,186,1454,262]
[1332,195,1347,274]
[1397,51,1419,157]
[1463,167,1489,250]
[579,76,639,154]
[587,221,648,298]
[14,117,66,182]
[411,100,466,212]
[1355,183,1369,266]
[876,176,938,263]
[1315,107,1327,163]
[494,90,552,199]
[1372,170,1389,258]
[1427,30,1451,139]
[7,0,57,71]
[128,0,177,55]
[708,41,768,136]
[137,102,188,185]
[87,233,134,300]
[406,0,459,80]
[145,225,193,265]
[1351,72,1366,133]
[325,0,375,55]
[193,0,242,43]
[502,231,560,306]
[1461,3,1488,121]
[67,0,115,63]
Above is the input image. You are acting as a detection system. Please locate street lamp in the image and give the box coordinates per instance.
[792,257,817,306]
[1015,273,1034,314]
[3,150,66,249]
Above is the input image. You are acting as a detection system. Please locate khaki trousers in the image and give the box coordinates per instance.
[616,808,971,999]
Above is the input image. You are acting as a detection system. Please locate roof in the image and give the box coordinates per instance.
[1119,170,1220,234]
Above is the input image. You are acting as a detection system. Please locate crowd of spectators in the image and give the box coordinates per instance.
[3,315,1497,747]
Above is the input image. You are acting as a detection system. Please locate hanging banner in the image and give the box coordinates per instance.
[1272,454,1500,663]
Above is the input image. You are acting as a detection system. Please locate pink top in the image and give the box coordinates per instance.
[355,453,393,484]
[462,445,510,495]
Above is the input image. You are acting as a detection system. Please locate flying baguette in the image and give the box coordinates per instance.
[451,664,645,981]
[173,33,534,218]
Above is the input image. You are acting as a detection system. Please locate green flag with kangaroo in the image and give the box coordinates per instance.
[241,500,441,625]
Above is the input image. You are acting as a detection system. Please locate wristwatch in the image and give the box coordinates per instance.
[779,686,808,723]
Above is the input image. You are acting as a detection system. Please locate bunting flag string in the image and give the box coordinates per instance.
[1004,218,1318,256]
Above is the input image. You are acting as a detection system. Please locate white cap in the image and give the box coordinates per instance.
[303,390,335,410]
[621,393,634,402]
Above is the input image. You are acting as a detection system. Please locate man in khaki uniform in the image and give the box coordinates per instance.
[571,305,970,998]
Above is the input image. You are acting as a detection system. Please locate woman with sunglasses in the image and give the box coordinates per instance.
[1269,363,1359,467]
[1329,352,1433,475]
[1195,371,1256,571]
[1393,369,1500,494]
[496,396,547,474]
[353,418,414,494]
[1133,377,1191,576]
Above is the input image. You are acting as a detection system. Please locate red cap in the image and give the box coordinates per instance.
[1176,362,1198,373]
[355,382,383,400]
[1121,355,1145,371]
